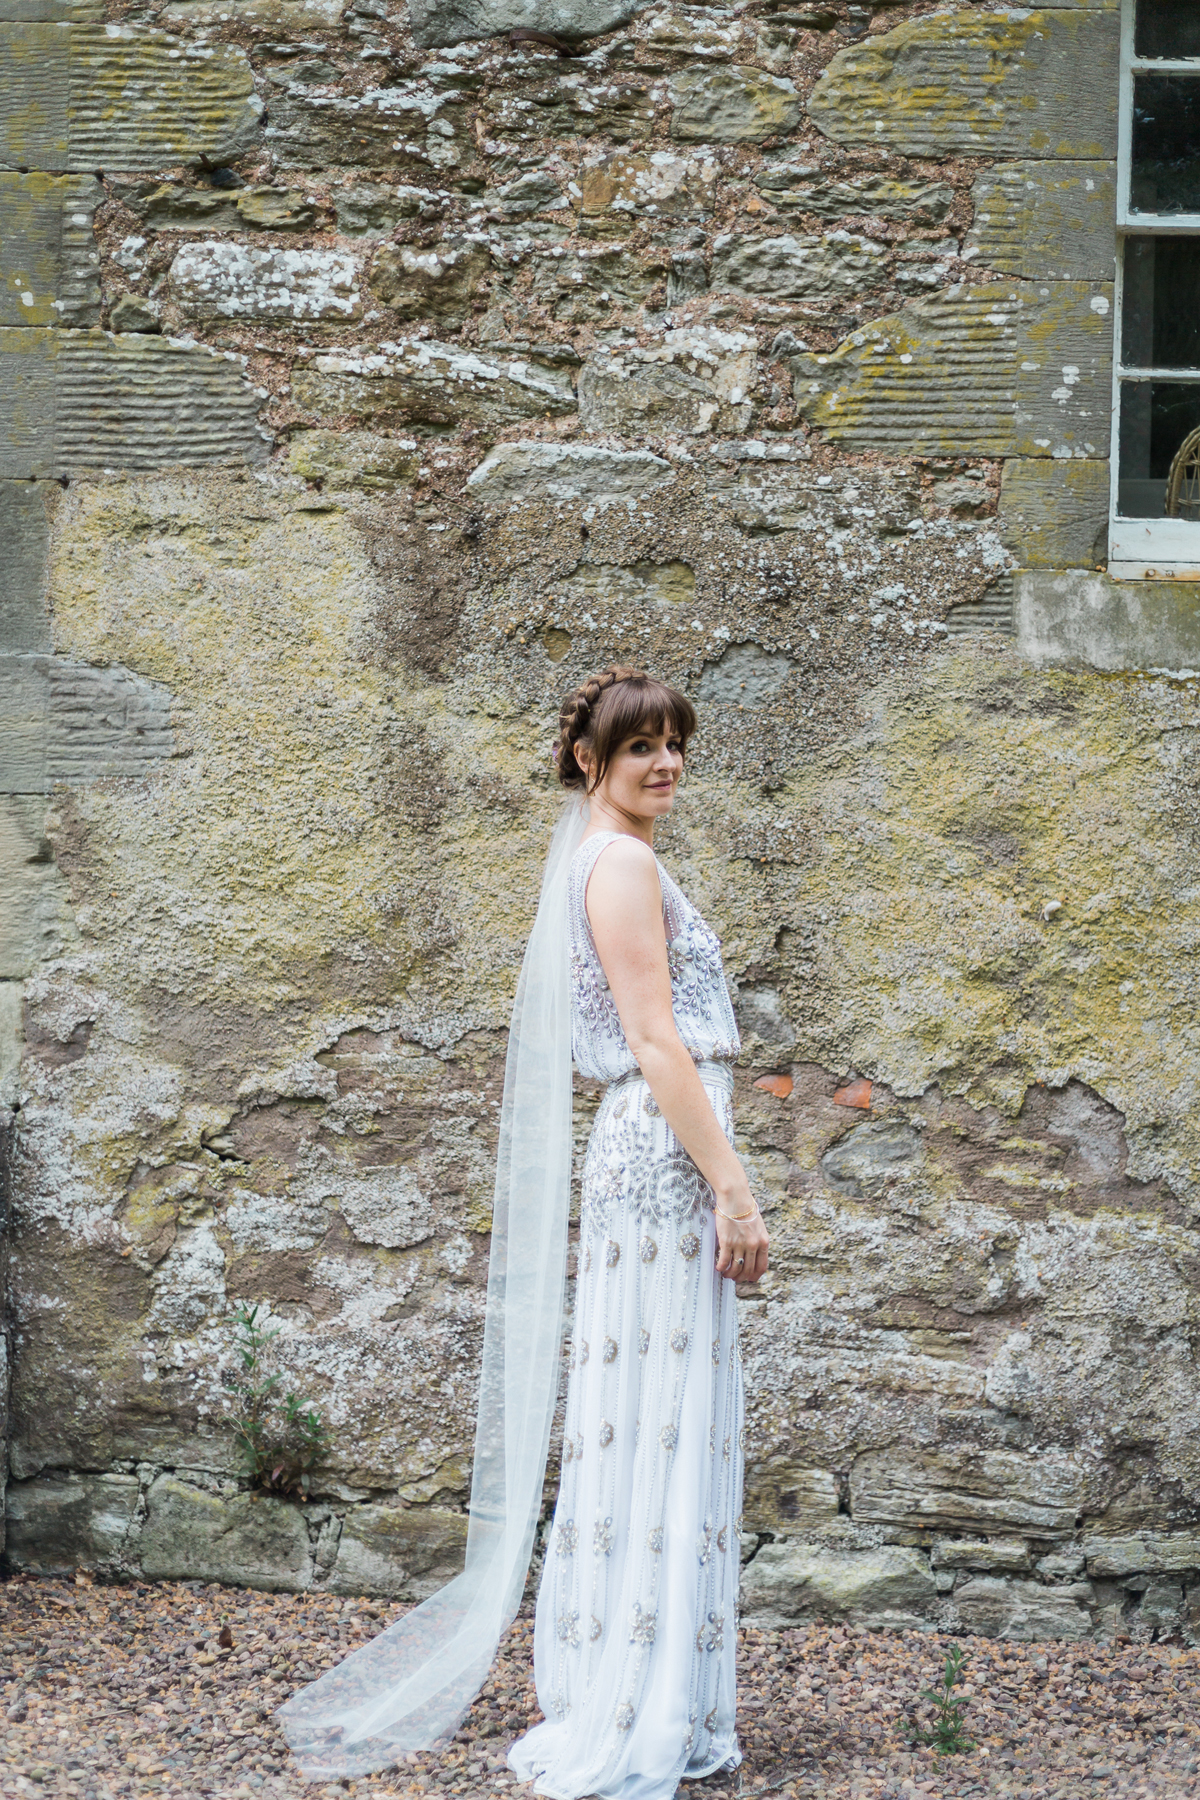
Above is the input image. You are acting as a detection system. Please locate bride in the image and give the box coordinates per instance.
[278,666,769,1800]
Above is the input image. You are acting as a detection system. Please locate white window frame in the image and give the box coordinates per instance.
[1110,0,1200,577]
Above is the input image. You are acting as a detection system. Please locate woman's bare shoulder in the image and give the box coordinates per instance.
[584,834,661,911]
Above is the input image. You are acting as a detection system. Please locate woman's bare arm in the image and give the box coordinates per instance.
[585,835,769,1283]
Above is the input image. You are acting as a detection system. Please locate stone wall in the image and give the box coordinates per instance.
[4,0,1200,1645]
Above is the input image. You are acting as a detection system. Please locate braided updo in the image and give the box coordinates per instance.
[554,665,698,792]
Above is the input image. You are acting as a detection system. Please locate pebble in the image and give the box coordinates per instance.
[1,1575,1198,1799]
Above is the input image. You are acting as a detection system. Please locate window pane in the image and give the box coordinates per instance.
[1131,75,1200,213]
[1118,381,1200,517]
[1122,238,1200,369]
[1135,0,1200,60]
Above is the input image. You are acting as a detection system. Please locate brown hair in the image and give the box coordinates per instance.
[554,666,698,793]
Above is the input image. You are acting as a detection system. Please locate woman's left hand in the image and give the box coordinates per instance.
[713,1190,769,1284]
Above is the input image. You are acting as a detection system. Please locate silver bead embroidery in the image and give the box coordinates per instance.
[594,1516,614,1556]
[704,1706,719,1735]
[670,1327,688,1353]
[697,1611,725,1654]
[712,1336,721,1367]
[717,1525,728,1553]
[556,1611,580,1648]
[615,1702,635,1732]
[605,1238,621,1268]
[580,1340,590,1365]
[590,1615,603,1642]
[640,1236,658,1263]
[602,1337,618,1364]
[660,1424,678,1452]
[629,1603,657,1646]
[679,1232,700,1261]
[555,1520,578,1556]
[598,1419,614,1448]
[639,1328,650,1356]
[697,1523,711,1565]
[647,1526,663,1553]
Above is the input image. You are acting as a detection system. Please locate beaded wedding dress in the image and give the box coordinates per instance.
[508,831,746,1800]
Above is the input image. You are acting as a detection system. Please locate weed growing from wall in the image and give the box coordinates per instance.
[227,1303,328,1499]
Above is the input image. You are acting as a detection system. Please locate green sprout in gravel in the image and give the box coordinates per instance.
[902,1643,974,1755]
[228,1301,329,1499]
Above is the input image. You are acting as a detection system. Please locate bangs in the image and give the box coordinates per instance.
[601,678,696,747]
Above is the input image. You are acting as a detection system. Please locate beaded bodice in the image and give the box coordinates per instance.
[567,831,740,1083]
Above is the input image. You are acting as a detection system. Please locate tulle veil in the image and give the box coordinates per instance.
[277,796,589,1778]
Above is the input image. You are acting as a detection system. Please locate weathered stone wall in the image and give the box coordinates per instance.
[4,0,1200,1644]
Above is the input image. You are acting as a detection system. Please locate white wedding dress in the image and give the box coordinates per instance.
[508,831,746,1800]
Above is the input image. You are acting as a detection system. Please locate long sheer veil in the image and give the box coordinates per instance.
[277,795,589,1777]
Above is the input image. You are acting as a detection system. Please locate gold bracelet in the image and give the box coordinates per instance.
[714,1200,759,1222]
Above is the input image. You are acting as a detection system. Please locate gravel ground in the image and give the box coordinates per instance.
[2,1574,1199,1800]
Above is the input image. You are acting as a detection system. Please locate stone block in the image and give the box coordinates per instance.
[1000,458,1109,568]
[0,654,173,794]
[755,169,953,224]
[0,794,77,976]
[369,238,490,325]
[669,67,802,144]
[0,0,103,16]
[741,1542,938,1629]
[948,1576,1093,1640]
[132,182,321,235]
[170,243,361,323]
[578,329,756,437]
[408,0,648,50]
[0,656,47,791]
[465,441,673,508]
[696,641,795,705]
[0,25,261,171]
[334,185,432,237]
[164,0,342,22]
[0,981,20,1086]
[807,9,1119,159]
[743,1459,839,1534]
[265,85,466,173]
[1016,570,1200,672]
[711,233,885,306]
[580,152,717,226]
[0,173,99,327]
[482,76,654,144]
[541,245,667,324]
[1082,1532,1200,1578]
[292,338,575,430]
[966,161,1116,281]
[821,1118,923,1198]
[931,1537,1032,1574]
[0,480,49,652]
[4,1471,139,1572]
[325,1504,468,1597]
[790,283,1113,458]
[0,329,268,477]
[138,1476,314,1591]
[288,430,420,492]
[851,1447,1085,1536]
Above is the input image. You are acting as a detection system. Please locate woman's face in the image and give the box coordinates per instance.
[587,724,685,822]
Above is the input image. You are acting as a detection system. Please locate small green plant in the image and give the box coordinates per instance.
[902,1644,974,1755]
[228,1303,329,1499]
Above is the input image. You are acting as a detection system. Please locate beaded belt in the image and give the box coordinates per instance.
[608,1058,734,1097]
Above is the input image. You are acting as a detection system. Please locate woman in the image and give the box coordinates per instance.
[509,665,768,1799]
[278,667,767,1798]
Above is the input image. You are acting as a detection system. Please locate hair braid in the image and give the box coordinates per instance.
[554,666,644,791]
